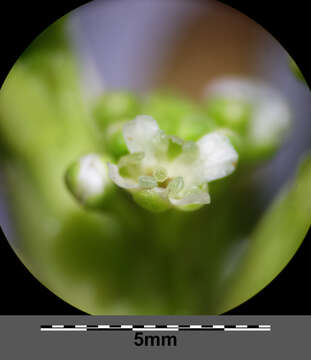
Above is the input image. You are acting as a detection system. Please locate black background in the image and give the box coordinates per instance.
[0,0,310,315]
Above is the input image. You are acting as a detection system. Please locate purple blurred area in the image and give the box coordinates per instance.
[68,0,311,205]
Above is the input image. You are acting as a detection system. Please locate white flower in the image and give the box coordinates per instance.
[108,115,238,211]
[205,76,291,146]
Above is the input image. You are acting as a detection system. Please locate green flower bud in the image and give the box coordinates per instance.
[93,92,141,129]
[141,92,197,135]
[205,96,252,134]
[177,112,217,141]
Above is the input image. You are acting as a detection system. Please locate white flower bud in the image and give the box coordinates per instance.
[65,154,113,208]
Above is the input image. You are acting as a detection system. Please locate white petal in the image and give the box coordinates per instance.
[204,76,261,101]
[196,132,238,182]
[169,192,211,206]
[249,100,291,144]
[153,187,169,200]
[77,154,109,198]
[107,163,138,189]
[123,115,160,154]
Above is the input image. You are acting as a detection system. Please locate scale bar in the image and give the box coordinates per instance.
[41,328,87,332]
[225,328,271,332]
[132,328,178,332]
[41,324,271,332]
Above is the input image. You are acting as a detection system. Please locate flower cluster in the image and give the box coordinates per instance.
[107,115,238,212]
[65,78,291,213]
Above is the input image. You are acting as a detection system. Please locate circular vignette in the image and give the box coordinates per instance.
[0,0,310,315]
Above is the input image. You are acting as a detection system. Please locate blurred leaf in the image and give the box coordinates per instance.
[220,154,311,312]
[0,18,99,215]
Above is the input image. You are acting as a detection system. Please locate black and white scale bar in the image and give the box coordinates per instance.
[40,324,271,332]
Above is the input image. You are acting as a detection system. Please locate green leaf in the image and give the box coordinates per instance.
[220,154,311,313]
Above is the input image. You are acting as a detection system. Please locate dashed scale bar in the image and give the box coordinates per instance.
[40,324,271,332]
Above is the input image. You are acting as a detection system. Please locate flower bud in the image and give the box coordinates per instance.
[205,96,252,134]
[65,153,113,209]
[205,77,291,161]
[93,92,141,129]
